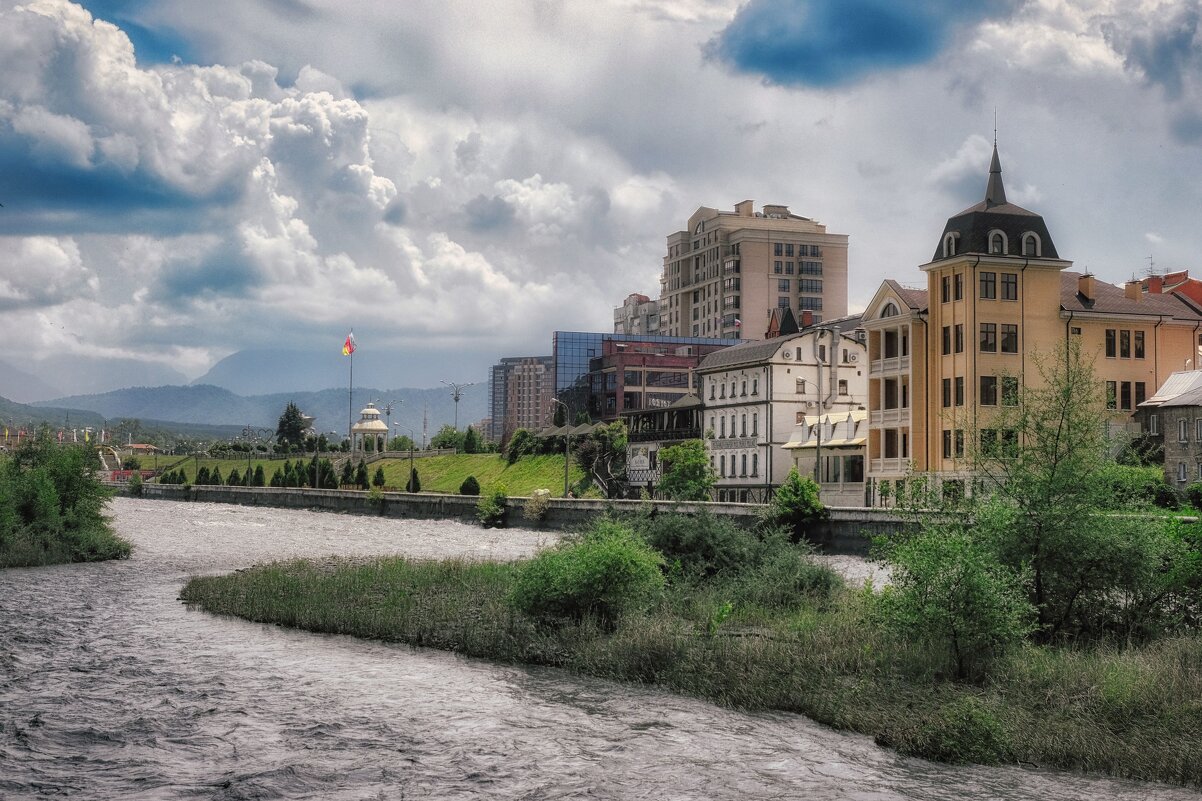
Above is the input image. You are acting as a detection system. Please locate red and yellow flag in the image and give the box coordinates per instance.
[342,332,357,356]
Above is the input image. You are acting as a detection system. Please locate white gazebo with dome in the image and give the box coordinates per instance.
[350,402,390,453]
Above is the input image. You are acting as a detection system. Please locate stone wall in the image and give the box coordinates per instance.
[136,484,909,555]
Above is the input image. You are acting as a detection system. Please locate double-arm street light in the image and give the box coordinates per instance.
[393,423,417,492]
[441,380,475,430]
[550,397,571,498]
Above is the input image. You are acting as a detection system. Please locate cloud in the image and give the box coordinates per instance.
[1102,1,1201,100]
[0,237,98,311]
[706,0,1022,87]
[462,194,516,231]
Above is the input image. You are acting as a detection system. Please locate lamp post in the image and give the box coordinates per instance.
[441,380,475,430]
[550,397,571,498]
[383,400,398,451]
[394,423,416,492]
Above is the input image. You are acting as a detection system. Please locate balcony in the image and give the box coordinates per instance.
[723,257,741,274]
[869,457,911,475]
[869,356,910,376]
[869,408,909,426]
[629,427,701,443]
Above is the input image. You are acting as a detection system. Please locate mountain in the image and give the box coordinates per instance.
[36,383,489,439]
[0,359,63,404]
[0,394,104,429]
[0,356,188,403]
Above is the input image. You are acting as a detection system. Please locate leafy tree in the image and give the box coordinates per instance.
[253,465,265,487]
[430,424,465,452]
[505,428,538,465]
[574,411,591,425]
[764,467,827,538]
[122,456,141,470]
[355,460,369,489]
[463,426,482,454]
[572,421,628,498]
[459,475,480,495]
[388,434,415,452]
[210,467,223,486]
[406,468,421,492]
[340,460,354,486]
[276,402,307,449]
[552,402,567,426]
[196,466,211,485]
[658,440,715,501]
[269,468,284,488]
[373,466,386,488]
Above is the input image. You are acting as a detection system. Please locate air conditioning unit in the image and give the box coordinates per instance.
[848,353,858,363]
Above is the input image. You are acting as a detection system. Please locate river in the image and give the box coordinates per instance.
[0,497,1194,800]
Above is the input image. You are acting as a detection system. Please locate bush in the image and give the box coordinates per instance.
[890,696,1012,765]
[509,519,665,626]
[477,486,508,528]
[373,466,386,488]
[122,456,141,470]
[406,467,421,493]
[875,528,1035,680]
[725,533,842,608]
[523,489,551,523]
[630,511,758,578]
[459,475,480,495]
[1095,464,1180,510]
[762,467,826,538]
[127,471,143,496]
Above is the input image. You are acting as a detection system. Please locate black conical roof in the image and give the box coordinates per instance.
[931,145,1058,262]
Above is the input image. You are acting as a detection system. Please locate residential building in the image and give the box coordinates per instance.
[487,355,553,444]
[861,144,1202,502]
[1141,270,1202,308]
[586,338,733,422]
[613,293,660,335]
[696,312,867,502]
[784,408,869,506]
[552,331,741,421]
[1137,371,1202,486]
[623,394,704,492]
[657,200,849,340]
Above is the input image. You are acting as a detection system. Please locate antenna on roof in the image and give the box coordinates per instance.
[1145,254,1157,276]
[993,108,997,147]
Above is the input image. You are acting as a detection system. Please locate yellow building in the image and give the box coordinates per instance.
[862,145,1202,500]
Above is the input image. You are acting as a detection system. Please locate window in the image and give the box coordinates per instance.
[980,429,998,456]
[1001,324,1018,353]
[1022,233,1040,257]
[740,415,747,436]
[751,453,758,476]
[1135,382,1146,408]
[799,279,823,293]
[778,297,790,308]
[1001,273,1017,300]
[980,271,996,299]
[1001,376,1019,406]
[942,378,952,408]
[800,261,823,275]
[954,273,963,300]
[980,376,998,405]
[1120,330,1131,359]
[1071,326,1082,335]
[720,455,726,477]
[785,262,795,274]
[796,378,806,394]
[941,326,951,355]
[838,379,848,396]
[774,243,783,256]
[778,279,790,292]
[741,454,747,476]
[785,243,794,257]
[1179,462,1187,483]
[752,378,759,395]
[1105,329,1117,358]
[774,261,783,274]
[1120,381,1131,410]
[954,324,964,353]
[941,276,951,304]
[980,323,996,352]
[720,384,726,399]
[752,413,758,436]
[709,383,715,400]
[955,376,965,406]
[720,416,726,437]
[741,380,747,396]
[990,232,1006,254]
[1150,414,1159,435]
[942,429,952,459]
[1196,418,1202,442]
[799,297,823,311]
[943,233,958,258]
[1135,331,1146,359]
[1106,381,1117,410]
[955,429,965,457]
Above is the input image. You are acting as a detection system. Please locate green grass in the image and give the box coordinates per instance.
[157,457,295,483]
[374,454,585,497]
[180,540,1202,787]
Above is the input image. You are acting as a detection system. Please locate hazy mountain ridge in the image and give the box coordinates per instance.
[36,383,489,437]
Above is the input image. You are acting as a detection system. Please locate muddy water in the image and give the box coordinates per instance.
[0,497,1193,799]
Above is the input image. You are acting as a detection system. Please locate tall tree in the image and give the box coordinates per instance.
[657,440,715,501]
[276,402,307,449]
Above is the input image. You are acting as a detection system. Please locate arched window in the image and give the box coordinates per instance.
[880,302,899,318]
[943,233,958,258]
[989,230,1007,255]
[1022,232,1041,257]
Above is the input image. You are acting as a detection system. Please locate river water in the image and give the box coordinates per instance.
[0,497,1195,800]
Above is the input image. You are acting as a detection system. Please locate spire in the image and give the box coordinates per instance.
[984,143,1007,207]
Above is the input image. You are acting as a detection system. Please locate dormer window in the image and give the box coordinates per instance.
[988,230,1008,255]
[943,233,958,258]
[1022,232,1041,257]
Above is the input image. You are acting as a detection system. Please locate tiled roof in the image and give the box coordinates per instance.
[883,279,928,311]
[698,336,793,371]
[1060,272,1202,321]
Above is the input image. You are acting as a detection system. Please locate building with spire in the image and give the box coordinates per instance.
[859,144,1202,502]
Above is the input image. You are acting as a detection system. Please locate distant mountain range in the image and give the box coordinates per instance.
[0,357,188,403]
[34,383,489,439]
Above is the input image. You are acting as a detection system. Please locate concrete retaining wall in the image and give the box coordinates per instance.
[136,484,910,555]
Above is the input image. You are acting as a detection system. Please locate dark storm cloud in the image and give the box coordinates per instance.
[155,245,261,305]
[706,0,1022,88]
[463,194,516,231]
[1102,2,1201,101]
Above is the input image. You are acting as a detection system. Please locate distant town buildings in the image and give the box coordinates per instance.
[487,356,553,444]
[612,293,660,335]
[657,200,849,339]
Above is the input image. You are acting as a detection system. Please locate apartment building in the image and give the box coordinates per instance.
[657,201,848,340]
[487,355,553,444]
[861,144,1202,501]
[613,293,660,335]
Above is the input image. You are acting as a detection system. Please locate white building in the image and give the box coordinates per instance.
[784,408,869,506]
[695,313,867,502]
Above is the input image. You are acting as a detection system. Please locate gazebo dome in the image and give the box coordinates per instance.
[351,402,389,433]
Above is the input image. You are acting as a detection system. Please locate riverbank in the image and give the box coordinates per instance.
[181,515,1202,789]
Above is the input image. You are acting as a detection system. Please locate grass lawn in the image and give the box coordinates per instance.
[374,453,585,497]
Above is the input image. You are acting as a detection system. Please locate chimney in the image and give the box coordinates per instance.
[1147,275,1164,294]
[1125,280,1142,301]
[734,199,754,217]
[801,310,814,328]
[1078,274,1096,300]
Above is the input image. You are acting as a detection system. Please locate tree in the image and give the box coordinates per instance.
[388,434,415,452]
[226,468,241,486]
[355,460,369,489]
[276,402,307,449]
[459,475,480,495]
[373,466,386,488]
[572,421,628,498]
[430,424,465,452]
[505,428,538,465]
[658,440,715,501]
[764,467,826,538]
[340,460,354,486]
[463,426,482,454]
[406,467,421,492]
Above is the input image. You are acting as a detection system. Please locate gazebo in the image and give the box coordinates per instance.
[350,402,389,453]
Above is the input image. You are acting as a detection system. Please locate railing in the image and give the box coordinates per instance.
[869,457,910,474]
[869,356,910,375]
[628,428,701,443]
[869,409,908,426]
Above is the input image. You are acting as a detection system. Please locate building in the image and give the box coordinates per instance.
[861,144,1202,502]
[487,356,553,443]
[552,331,741,422]
[695,313,867,502]
[657,200,849,340]
[623,394,704,492]
[784,408,869,506]
[613,293,660,335]
[1137,371,1202,486]
[586,337,733,422]
[1142,270,1202,308]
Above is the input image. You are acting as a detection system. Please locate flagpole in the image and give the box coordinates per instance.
[348,348,354,443]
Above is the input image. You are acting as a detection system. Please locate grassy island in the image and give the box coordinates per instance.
[181,509,1202,788]
[0,431,131,568]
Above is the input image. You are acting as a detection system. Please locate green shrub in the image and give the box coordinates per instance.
[762,467,827,538]
[1095,464,1180,510]
[875,528,1035,680]
[373,466,386,488]
[509,519,665,626]
[892,695,1011,765]
[725,534,841,609]
[127,472,143,496]
[523,489,551,523]
[477,485,508,528]
[630,511,757,577]
[405,467,421,493]
[459,475,481,495]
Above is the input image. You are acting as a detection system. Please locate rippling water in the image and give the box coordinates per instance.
[0,497,1194,800]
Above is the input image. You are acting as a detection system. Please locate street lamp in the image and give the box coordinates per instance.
[383,400,398,451]
[550,397,571,498]
[394,423,416,492]
[441,380,475,430]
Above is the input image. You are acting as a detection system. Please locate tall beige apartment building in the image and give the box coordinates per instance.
[658,201,849,339]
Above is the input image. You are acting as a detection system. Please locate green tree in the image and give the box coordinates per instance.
[226,468,241,486]
[355,460,369,489]
[276,402,307,449]
[373,466,386,488]
[196,466,211,485]
[388,434,415,451]
[406,467,421,492]
[572,421,628,498]
[430,424,465,452]
[210,466,223,486]
[340,459,354,486]
[462,426,482,454]
[764,467,827,538]
[459,475,480,495]
[658,440,715,501]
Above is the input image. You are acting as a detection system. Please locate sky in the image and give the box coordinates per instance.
[2,0,1202,396]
